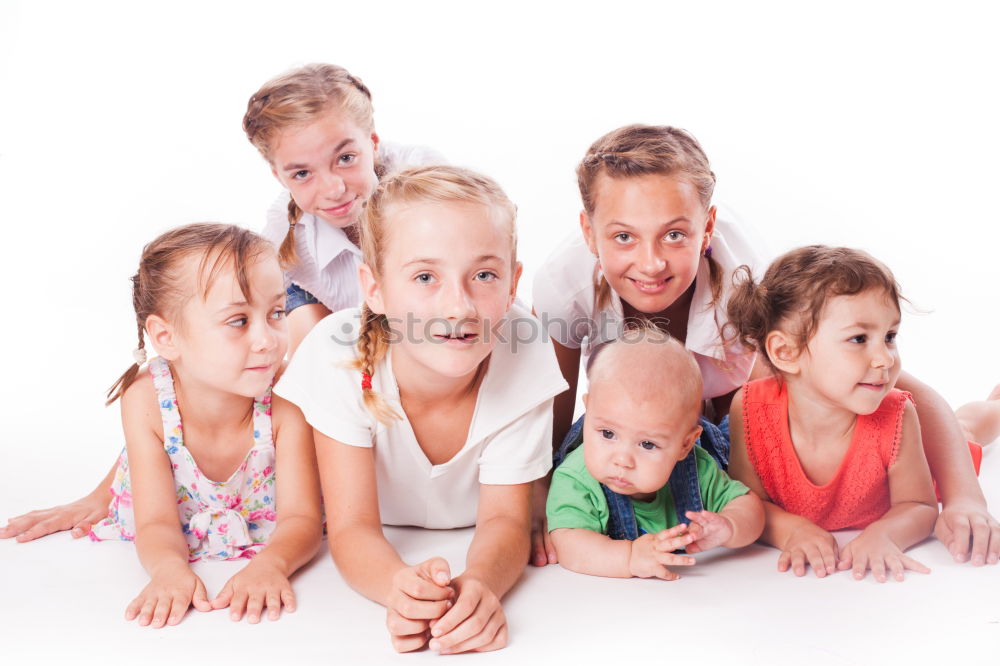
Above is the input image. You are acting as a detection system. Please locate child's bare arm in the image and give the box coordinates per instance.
[429,482,533,655]
[316,430,452,653]
[0,461,115,542]
[121,374,210,627]
[896,370,999,565]
[212,397,323,622]
[685,492,765,553]
[550,526,695,579]
[838,402,938,582]
[727,389,839,576]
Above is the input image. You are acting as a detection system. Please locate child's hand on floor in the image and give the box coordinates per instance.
[211,558,296,623]
[125,562,211,627]
[683,510,734,553]
[778,521,839,578]
[385,557,455,653]
[0,493,108,542]
[838,528,931,582]
[628,526,696,580]
[428,572,507,654]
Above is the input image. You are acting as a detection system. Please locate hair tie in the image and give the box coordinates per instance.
[132,348,147,365]
[288,222,295,229]
[361,372,373,391]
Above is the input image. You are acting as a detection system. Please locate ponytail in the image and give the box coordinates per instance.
[278,198,303,268]
[724,265,772,363]
[351,304,401,424]
[106,274,147,405]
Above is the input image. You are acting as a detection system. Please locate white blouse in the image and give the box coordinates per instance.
[261,142,445,312]
[531,205,764,400]
[274,304,569,529]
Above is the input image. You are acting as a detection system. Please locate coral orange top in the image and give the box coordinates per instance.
[741,376,910,531]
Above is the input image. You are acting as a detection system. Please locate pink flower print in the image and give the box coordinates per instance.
[263,466,273,477]
[248,509,277,523]
[217,522,229,535]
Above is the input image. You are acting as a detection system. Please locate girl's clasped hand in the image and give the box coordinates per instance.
[1,61,999,657]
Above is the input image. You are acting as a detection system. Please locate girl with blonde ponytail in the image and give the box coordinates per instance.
[275,165,567,654]
[245,63,443,354]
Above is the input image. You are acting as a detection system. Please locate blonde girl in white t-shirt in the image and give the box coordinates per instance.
[532,124,1000,568]
[1,63,441,545]
[276,165,567,654]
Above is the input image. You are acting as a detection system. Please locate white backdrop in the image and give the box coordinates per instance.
[2,1,999,663]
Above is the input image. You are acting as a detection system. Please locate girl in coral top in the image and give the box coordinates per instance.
[726,245,939,583]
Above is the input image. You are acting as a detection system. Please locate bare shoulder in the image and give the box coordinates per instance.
[119,367,164,439]
[270,393,308,440]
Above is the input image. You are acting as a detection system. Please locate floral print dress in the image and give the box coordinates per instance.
[90,356,277,561]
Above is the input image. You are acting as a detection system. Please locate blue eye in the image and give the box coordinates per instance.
[664,231,686,242]
[339,153,356,165]
[270,309,286,321]
[614,233,632,243]
[415,273,435,284]
[475,271,497,282]
[849,334,867,344]
[292,170,309,180]
[639,440,658,451]
[227,316,248,328]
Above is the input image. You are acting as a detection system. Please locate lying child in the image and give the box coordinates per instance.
[546,325,764,579]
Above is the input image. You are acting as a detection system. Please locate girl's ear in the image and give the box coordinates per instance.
[679,423,702,460]
[508,261,523,310]
[579,210,599,256]
[765,329,801,375]
[358,263,385,315]
[702,205,717,252]
[370,132,380,155]
[145,315,179,361]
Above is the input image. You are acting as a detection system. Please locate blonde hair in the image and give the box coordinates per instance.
[354,165,518,424]
[242,63,377,268]
[106,224,275,405]
[576,124,723,311]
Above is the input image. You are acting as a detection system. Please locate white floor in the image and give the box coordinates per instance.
[2,445,997,665]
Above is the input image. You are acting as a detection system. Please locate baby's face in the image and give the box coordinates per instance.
[582,376,701,502]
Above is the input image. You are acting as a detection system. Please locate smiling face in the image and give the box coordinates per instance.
[269,110,379,228]
[785,289,902,415]
[156,252,288,398]
[581,173,715,314]
[360,199,520,381]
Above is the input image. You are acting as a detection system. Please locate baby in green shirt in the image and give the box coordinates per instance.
[546,325,765,580]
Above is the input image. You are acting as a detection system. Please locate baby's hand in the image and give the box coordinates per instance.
[125,563,211,627]
[837,529,931,582]
[212,559,295,623]
[386,557,455,653]
[0,493,108,542]
[684,510,735,553]
[428,574,507,654]
[778,522,839,578]
[629,527,696,580]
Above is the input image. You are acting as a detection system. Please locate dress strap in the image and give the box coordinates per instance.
[147,356,184,453]
[251,386,274,447]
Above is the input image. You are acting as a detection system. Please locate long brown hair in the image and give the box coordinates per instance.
[242,63,376,268]
[106,223,275,405]
[354,165,518,424]
[576,124,723,311]
[726,245,903,374]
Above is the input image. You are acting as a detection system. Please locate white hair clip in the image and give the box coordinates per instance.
[132,348,147,365]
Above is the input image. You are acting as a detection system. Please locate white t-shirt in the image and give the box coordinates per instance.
[274,304,569,529]
[261,142,445,312]
[531,206,764,400]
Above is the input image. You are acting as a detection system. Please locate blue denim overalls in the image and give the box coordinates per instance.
[553,415,730,541]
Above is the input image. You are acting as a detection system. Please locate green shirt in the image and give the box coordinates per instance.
[546,446,750,535]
